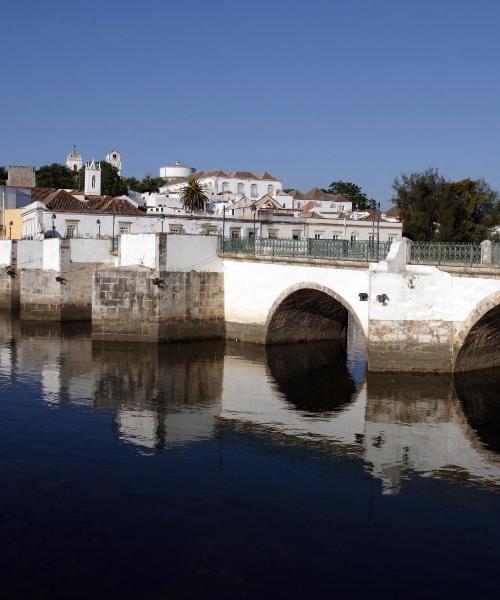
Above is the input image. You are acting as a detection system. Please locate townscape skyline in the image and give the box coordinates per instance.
[2,0,500,207]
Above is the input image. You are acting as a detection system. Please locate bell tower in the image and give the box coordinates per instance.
[105,149,122,175]
[84,160,101,196]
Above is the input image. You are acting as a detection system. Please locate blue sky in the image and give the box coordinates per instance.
[2,0,499,206]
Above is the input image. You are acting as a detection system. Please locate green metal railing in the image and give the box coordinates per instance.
[409,242,482,265]
[220,237,392,262]
[493,243,500,266]
[110,237,119,252]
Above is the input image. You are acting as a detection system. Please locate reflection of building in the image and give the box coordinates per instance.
[1,310,499,491]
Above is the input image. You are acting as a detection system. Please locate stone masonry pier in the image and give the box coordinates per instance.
[92,234,224,342]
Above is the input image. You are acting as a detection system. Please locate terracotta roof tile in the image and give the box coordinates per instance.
[31,187,57,203]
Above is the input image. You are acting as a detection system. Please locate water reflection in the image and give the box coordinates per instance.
[0,311,499,491]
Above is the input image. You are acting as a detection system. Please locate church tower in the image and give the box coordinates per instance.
[105,148,122,175]
[66,145,83,171]
[84,160,101,196]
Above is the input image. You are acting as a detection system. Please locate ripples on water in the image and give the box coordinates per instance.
[0,313,499,598]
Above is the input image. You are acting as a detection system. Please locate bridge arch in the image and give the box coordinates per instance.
[454,290,500,372]
[264,282,366,345]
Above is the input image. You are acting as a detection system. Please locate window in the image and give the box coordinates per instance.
[237,183,244,195]
[351,234,358,242]
[314,233,322,240]
[292,231,301,240]
[230,228,241,239]
[268,229,278,239]
[222,182,229,192]
[388,236,395,243]
[251,184,258,197]
[169,225,182,234]
[91,175,96,188]
[65,222,78,238]
[248,230,255,239]
[267,185,274,195]
[332,234,339,240]
[369,234,375,242]
[73,165,77,171]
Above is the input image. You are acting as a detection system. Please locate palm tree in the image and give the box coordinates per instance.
[180,175,209,213]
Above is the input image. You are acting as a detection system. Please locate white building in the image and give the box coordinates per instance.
[105,149,122,175]
[84,160,102,196]
[159,160,195,180]
[159,169,283,203]
[66,146,83,172]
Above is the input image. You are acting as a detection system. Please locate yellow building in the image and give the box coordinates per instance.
[4,208,23,240]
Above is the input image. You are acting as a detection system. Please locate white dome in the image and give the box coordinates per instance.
[159,160,195,179]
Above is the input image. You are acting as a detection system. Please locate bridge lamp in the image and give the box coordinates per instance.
[96,219,101,239]
[51,213,56,236]
[8,221,13,239]
[158,214,166,233]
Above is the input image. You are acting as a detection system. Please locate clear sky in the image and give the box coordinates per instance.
[2,0,499,206]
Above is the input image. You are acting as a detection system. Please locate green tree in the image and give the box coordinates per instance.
[391,168,445,241]
[36,163,77,189]
[325,181,374,210]
[0,166,7,185]
[437,178,499,242]
[180,175,209,212]
[392,169,499,241]
[124,175,166,194]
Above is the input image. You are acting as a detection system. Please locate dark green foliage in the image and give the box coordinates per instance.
[100,161,128,196]
[180,175,209,212]
[0,166,7,184]
[325,181,375,210]
[36,163,78,189]
[392,169,499,241]
[123,175,166,194]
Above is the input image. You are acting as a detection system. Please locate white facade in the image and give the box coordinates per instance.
[84,160,101,196]
[105,149,122,175]
[160,170,283,203]
[66,146,83,171]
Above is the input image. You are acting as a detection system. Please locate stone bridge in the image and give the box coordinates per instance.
[1,235,500,374]
[222,239,500,373]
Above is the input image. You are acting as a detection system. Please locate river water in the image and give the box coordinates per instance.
[0,313,499,598]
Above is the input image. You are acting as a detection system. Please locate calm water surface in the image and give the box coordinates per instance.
[1,313,500,599]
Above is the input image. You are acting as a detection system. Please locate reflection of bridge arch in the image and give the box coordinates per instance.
[454,290,500,372]
[264,282,366,345]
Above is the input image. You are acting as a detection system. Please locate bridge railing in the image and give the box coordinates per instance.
[409,242,483,265]
[494,243,500,266]
[220,237,392,262]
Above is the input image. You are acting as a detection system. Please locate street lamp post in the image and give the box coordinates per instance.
[222,206,226,251]
[9,221,13,239]
[158,214,165,233]
[112,208,116,250]
[51,214,56,237]
[96,219,101,239]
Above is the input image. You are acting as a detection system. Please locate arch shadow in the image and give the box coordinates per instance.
[454,290,500,372]
[264,282,366,345]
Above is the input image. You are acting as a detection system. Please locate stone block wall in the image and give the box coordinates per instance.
[92,267,225,342]
[21,264,101,321]
[0,270,20,310]
[367,319,454,373]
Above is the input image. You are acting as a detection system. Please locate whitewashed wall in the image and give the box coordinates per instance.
[43,239,61,271]
[0,241,13,265]
[223,258,370,334]
[165,234,222,272]
[119,234,159,269]
[70,239,115,264]
[17,241,43,269]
